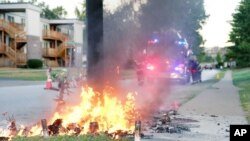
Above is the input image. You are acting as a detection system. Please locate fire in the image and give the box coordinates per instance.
[48,86,138,134]
[0,86,138,138]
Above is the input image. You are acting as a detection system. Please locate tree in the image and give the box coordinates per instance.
[103,2,140,63]
[196,47,206,62]
[29,0,67,19]
[228,0,250,67]
[216,53,222,64]
[102,2,140,85]
[52,6,67,18]
[204,55,214,63]
[75,1,86,21]
[138,0,207,55]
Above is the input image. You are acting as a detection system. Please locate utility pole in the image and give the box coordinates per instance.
[86,0,104,91]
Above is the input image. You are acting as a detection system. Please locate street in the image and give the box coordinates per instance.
[0,0,248,140]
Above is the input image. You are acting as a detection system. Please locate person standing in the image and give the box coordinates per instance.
[188,56,199,84]
[45,67,52,89]
[46,67,52,79]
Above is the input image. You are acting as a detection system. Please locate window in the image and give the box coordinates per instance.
[43,24,48,30]
[0,14,4,20]
[21,18,25,26]
[7,15,14,23]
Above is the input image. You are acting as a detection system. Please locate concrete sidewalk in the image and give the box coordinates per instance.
[179,70,246,116]
[177,70,247,141]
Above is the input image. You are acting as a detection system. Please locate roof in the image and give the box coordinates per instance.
[0,2,41,12]
[49,19,85,25]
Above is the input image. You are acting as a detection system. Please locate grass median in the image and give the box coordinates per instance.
[0,68,64,81]
[12,134,133,141]
[0,68,135,81]
[232,68,250,123]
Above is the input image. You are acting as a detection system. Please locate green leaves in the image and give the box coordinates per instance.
[75,2,86,21]
[29,0,67,19]
[228,0,250,67]
[138,0,207,55]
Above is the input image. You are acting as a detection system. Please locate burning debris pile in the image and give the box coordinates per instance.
[0,86,139,140]
[1,86,199,140]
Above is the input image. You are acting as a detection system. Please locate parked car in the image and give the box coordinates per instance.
[204,64,213,70]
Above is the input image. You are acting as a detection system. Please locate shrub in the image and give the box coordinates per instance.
[27,59,43,69]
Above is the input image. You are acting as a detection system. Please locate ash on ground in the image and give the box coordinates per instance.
[140,110,200,138]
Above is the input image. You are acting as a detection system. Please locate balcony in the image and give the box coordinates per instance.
[0,43,5,54]
[15,32,27,43]
[43,30,67,41]
[42,48,58,57]
[0,19,27,41]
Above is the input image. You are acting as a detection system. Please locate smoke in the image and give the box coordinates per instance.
[102,2,140,88]
[136,79,172,119]
[86,1,176,119]
[101,1,173,118]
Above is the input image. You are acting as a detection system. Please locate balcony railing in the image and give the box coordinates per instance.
[15,31,27,42]
[0,43,5,53]
[57,43,68,56]
[0,19,27,41]
[43,30,67,41]
[0,42,27,65]
[43,44,68,57]
[43,48,59,57]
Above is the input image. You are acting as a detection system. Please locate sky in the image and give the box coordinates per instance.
[10,0,241,48]
[200,0,241,47]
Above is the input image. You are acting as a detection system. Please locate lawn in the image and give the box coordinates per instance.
[0,67,136,81]
[232,68,250,123]
[0,68,65,81]
[12,134,133,141]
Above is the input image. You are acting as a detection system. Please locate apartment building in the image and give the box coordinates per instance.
[0,2,85,67]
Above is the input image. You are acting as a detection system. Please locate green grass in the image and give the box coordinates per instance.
[12,134,133,141]
[0,68,64,81]
[0,67,134,81]
[232,68,250,123]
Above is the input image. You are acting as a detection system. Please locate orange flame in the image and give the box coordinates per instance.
[49,86,138,134]
[1,86,138,137]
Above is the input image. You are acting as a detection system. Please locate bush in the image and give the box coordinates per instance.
[27,59,43,69]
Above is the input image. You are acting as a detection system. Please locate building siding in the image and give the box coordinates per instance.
[0,3,85,67]
[27,35,42,59]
